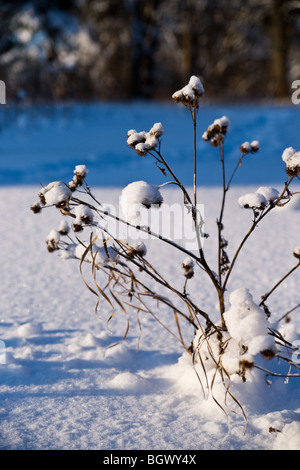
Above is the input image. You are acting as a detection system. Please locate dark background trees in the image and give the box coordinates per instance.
[0,0,299,102]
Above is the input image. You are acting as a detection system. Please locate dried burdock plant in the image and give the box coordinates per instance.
[31,76,300,427]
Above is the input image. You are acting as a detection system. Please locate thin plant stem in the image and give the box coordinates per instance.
[149,150,221,293]
[192,107,197,209]
[153,149,192,205]
[221,176,295,295]
[217,141,226,286]
[226,153,244,191]
[277,303,300,323]
[260,261,300,307]
[70,196,202,263]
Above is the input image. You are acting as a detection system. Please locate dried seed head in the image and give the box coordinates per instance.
[127,131,146,148]
[260,348,276,361]
[145,135,158,149]
[238,192,268,210]
[240,141,251,154]
[293,246,300,259]
[74,204,94,225]
[171,89,184,102]
[72,174,84,188]
[239,359,254,370]
[250,140,260,153]
[203,116,230,145]
[149,122,164,138]
[202,131,210,142]
[182,257,194,278]
[213,116,230,135]
[40,181,72,207]
[31,202,42,214]
[188,75,205,97]
[73,221,83,232]
[282,147,300,176]
[129,241,147,258]
[210,136,220,147]
[38,191,46,206]
[58,220,70,235]
[127,129,137,137]
[220,237,228,248]
[182,257,194,269]
[127,126,161,156]
[46,229,60,252]
[172,76,204,108]
[74,165,88,179]
[135,142,150,157]
[68,179,77,191]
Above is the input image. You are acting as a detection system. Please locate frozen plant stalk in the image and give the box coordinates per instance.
[31,75,300,425]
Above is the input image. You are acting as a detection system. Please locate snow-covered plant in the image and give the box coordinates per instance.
[31,75,300,425]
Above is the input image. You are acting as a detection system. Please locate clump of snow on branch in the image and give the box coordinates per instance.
[74,204,94,225]
[202,116,230,146]
[238,186,279,210]
[69,164,88,190]
[46,228,60,252]
[120,180,163,223]
[127,123,164,157]
[192,288,276,381]
[255,187,279,203]
[282,147,300,176]
[58,219,70,235]
[130,241,147,257]
[224,288,276,359]
[240,140,260,154]
[172,75,204,108]
[74,164,88,178]
[182,257,195,279]
[238,192,267,210]
[39,181,71,207]
[293,246,300,260]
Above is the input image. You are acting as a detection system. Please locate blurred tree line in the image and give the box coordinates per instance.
[0,0,299,102]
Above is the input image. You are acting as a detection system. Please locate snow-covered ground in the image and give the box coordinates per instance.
[0,102,300,450]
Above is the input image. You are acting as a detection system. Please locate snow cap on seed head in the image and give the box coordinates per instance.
[293,246,300,260]
[255,186,279,204]
[238,192,267,210]
[46,229,60,252]
[172,75,204,108]
[69,164,88,190]
[39,181,71,208]
[202,115,230,147]
[74,165,88,178]
[282,147,300,176]
[240,140,260,154]
[127,123,163,157]
[182,256,195,279]
[74,204,94,225]
[131,241,147,257]
[120,181,163,223]
[58,219,70,235]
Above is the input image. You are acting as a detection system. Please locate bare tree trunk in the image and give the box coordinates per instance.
[128,0,159,98]
[270,0,289,97]
[180,0,199,80]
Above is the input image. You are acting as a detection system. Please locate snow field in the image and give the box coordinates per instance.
[0,183,299,450]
